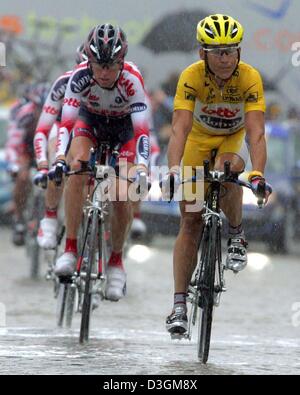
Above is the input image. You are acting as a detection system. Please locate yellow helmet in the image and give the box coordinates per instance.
[197,14,244,46]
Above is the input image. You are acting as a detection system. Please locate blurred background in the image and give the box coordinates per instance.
[0,2,300,373]
[1,0,300,253]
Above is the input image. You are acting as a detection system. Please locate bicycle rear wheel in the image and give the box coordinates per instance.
[79,210,98,344]
[198,215,219,363]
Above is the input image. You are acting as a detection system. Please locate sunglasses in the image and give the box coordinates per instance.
[203,46,240,57]
[90,62,121,71]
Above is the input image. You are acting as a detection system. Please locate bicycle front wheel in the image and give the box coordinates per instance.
[56,279,76,328]
[198,215,219,363]
[79,210,98,344]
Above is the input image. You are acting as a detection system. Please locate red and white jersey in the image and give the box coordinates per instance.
[34,69,73,165]
[57,61,150,166]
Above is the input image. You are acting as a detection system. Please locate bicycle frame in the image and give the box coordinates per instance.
[186,160,264,362]
[71,145,115,313]
[187,171,226,340]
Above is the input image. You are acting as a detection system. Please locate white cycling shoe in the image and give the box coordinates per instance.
[37,218,58,249]
[105,266,127,302]
[55,252,76,277]
[226,236,248,272]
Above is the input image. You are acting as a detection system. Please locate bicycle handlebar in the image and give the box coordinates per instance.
[58,144,151,193]
[182,160,271,208]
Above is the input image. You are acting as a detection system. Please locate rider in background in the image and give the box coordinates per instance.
[33,44,88,249]
[5,83,50,245]
[52,24,150,301]
[161,14,271,335]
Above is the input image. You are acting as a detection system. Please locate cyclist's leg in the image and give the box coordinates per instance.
[38,123,64,249]
[105,138,136,301]
[215,130,248,271]
[173,135,222,295]
[55,120,95,276]
[167,136,216,333]
[46,123,64,211]
[13,154,31,221]
[174,201,203,293]
[12,154,31,245]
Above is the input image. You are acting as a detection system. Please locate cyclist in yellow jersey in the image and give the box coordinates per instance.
[162,14,272,335]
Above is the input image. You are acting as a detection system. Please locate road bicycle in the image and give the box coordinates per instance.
[52,142,120,343]
[184,160,269,363]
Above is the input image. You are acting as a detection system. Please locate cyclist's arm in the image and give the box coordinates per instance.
[55,66,89,160]
[128,69,150,170]
[245,110,266,174]
[168,66,197,171]
[168,109,193,171]
[34,76,66,168]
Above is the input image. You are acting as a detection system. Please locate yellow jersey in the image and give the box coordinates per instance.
[174,60,266,138]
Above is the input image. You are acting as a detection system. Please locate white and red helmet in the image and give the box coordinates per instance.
[84,24,128,64]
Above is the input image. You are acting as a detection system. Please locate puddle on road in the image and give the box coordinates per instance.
[0,327,299,375]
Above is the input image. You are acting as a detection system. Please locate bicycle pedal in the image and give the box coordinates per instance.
[170,332,186,340]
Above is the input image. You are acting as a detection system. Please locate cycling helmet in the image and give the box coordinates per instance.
[26,82,50,106]
[197,14,243,46]
[84,24,128,64]
[75,43,88,64]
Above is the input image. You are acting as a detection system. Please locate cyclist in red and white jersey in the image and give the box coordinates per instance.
[33,44,88,249]
[53,24,150,301]
[5,83,50,245]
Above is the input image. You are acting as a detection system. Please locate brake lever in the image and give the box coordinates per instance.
[256,180,266,209]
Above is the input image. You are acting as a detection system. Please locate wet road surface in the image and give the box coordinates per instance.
[0,228,300,375]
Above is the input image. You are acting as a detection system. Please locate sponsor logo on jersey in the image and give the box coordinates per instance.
[130,103,147,113]
[138,135,149,160]
[227,87,239,95]
[185,91,195,101]
[184,82,196,91]
[34,138,43,159]
[88,94,100,101]
[63,97,81,108]
[199,115,243,130]
[118,74,135,97]
[245,92,259,103]
[201,106,240,118]
[222,95,243,103]
[51,78,68,101]
[43,105,59,115]
[71,69,91,93]
[222,87,242,102]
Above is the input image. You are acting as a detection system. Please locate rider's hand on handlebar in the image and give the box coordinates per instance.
[134,166,151,198]
[249,174,272,204]
[48,159,68,186]
[160,170,181,202]
[33,168,48,189]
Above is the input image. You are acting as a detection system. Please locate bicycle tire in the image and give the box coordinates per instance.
[79,209,98,344]
[198,215,219,363]
[28,192,44,279]
[56,282,67,327]
[65,284,76,328]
